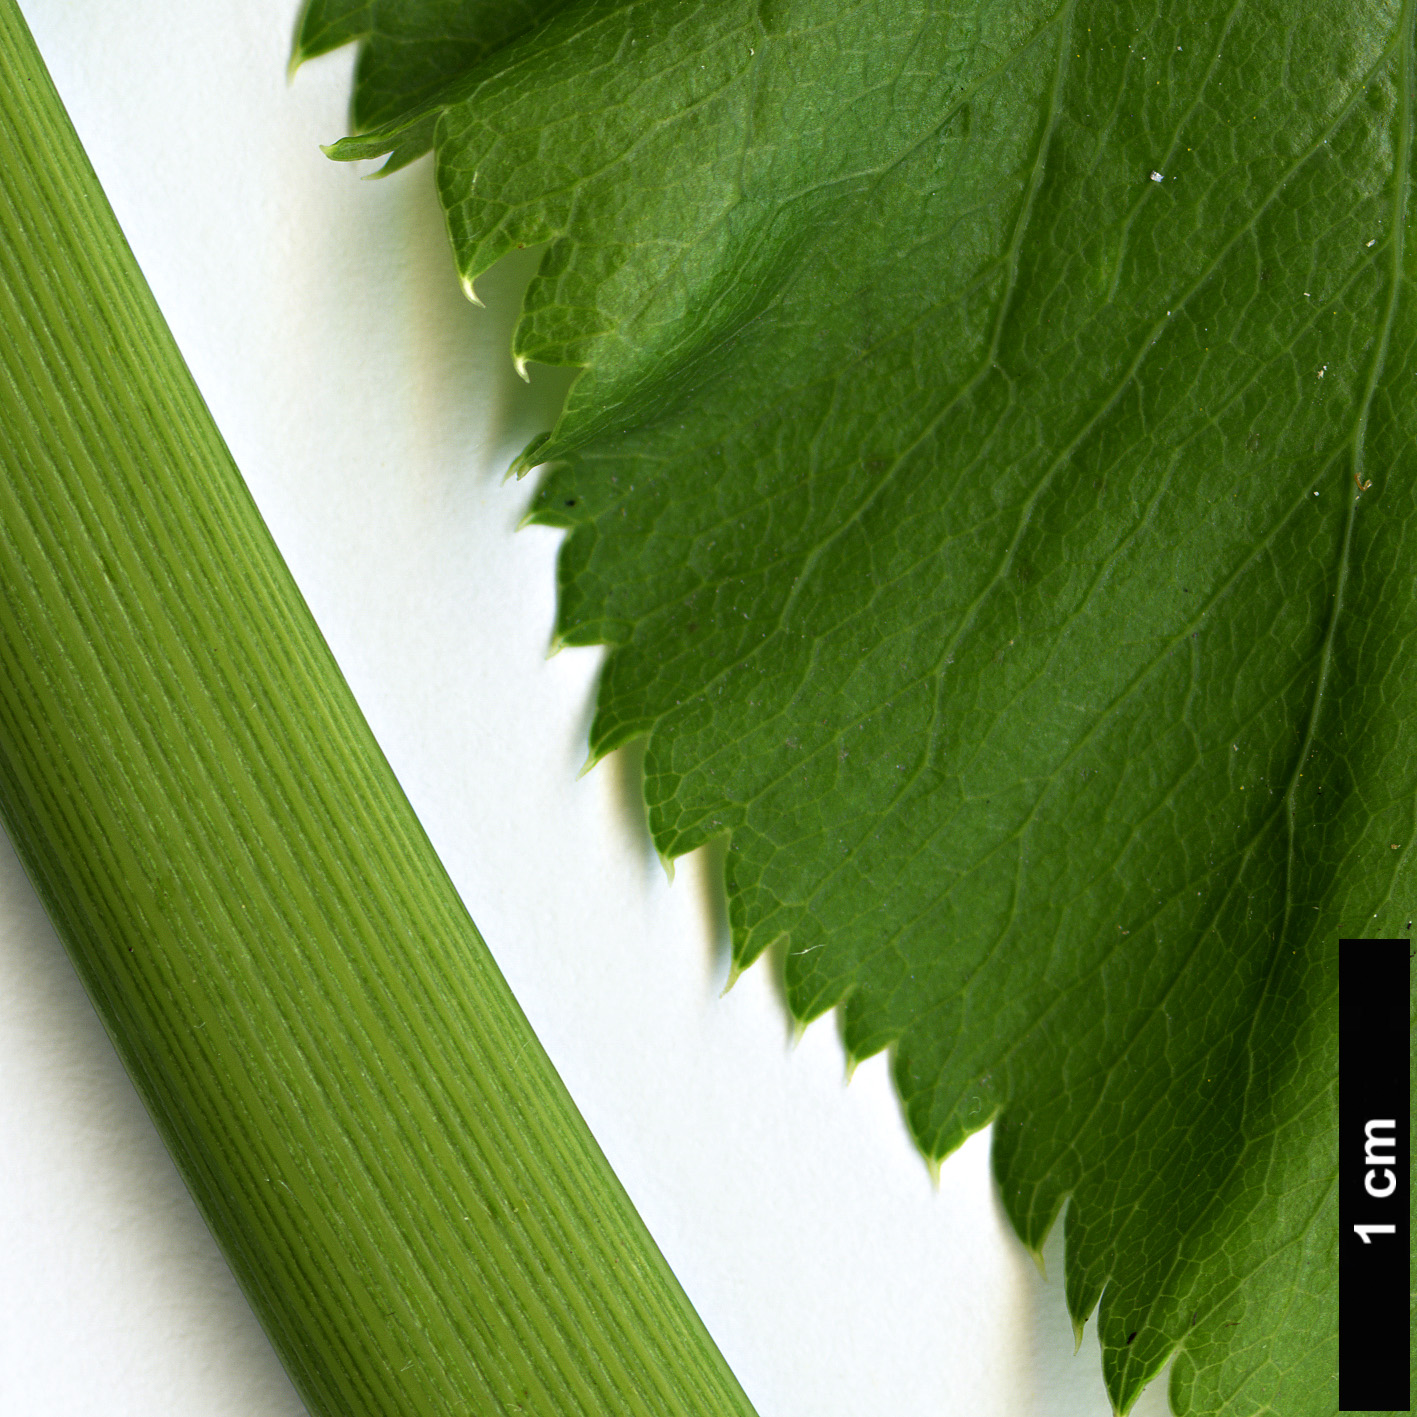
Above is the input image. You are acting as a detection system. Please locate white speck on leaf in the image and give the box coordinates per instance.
[1150,170,1164,182]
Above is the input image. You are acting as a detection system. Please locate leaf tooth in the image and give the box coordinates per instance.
[1026,1242,1048,1284]
[509,432,552,479]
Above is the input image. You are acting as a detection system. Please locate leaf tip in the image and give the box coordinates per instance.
[924,1153,942,1190]
[513,352,531,383]
[789,1016,807,1049]
[719,963,742,998]
[659,852,676,886]
[460,273,484,308]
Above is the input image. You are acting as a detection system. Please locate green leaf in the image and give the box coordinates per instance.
[292,0,571,129]
[316,0,1417,1411]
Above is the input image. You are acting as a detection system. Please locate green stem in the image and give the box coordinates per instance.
[0,6,756,1414]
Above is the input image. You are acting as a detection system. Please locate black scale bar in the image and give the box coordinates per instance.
[1339,938,1410,1412]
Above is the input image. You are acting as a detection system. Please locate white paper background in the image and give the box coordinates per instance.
[1,5,1175,1414]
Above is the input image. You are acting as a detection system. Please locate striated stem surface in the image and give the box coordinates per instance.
[0,5,756,1414]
